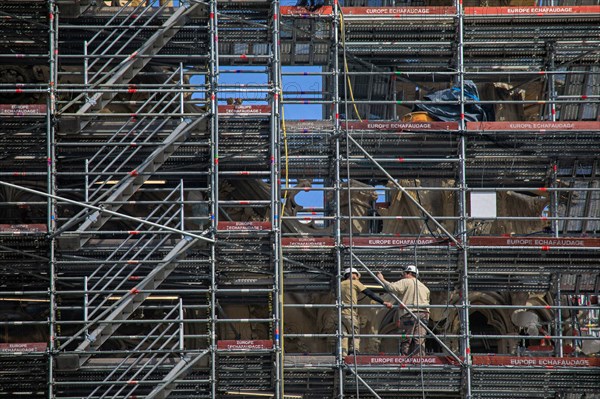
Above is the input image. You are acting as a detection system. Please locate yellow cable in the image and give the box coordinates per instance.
[279,88,288,398]
[340,10,362,122]
[281,94,289,215]
[278,8,360,395]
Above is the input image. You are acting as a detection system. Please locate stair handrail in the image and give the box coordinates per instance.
[85,303,182,399]
[84,185,184,320]
[86,70,182,199]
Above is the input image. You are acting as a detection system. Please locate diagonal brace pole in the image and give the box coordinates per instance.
[345,366,383,399]
[145,349,211,399]
[344,134,463,249]
[351,252,464,366]
[0,180,214,243]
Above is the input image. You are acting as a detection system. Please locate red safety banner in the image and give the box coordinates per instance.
[343,237,450,247]
[285,120,333,131]
[281,237,335,247]
[218,105,271,116]
[0,104,47,116]
[0,224,47,234]
[217,340,272,350]
[280,6,333,16]
[469,236,600,248]
[344,355,459,366]
[340,7,455,16]
[217,221,272,231]
[344,121,458,131]
[467,121,600,131]
[472,355,600,368]
[0,342,47,353]
[465,6,600,15]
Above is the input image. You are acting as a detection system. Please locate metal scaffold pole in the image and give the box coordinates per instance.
[209,1,219,397]
[272,1,284,397]
[48,1,58,397]
[457,2,472,398]
[332,1,345,398]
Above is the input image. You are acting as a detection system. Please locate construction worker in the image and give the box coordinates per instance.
[377,265,430,356]
[341,267,393,356]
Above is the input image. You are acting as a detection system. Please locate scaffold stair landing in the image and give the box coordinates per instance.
[57,116,204,250]
[68,236,198,368]
[55,0,93,18]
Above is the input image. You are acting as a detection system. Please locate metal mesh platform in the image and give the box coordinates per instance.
[0,355,47,398]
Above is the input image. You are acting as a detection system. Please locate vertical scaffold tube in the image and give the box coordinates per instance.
[456,1,472,398]
[333,1,345,397]
[555,275,564,357]
[48,0,58,397]
[271,1,284,397]
[209,1,219,398]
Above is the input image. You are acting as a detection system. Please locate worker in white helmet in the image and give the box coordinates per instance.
[377,265,430,356]
[341,267,393,356]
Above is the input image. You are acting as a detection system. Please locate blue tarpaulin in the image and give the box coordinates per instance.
[414,80,489,122]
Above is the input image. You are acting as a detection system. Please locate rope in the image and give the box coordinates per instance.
[340,9,362,122]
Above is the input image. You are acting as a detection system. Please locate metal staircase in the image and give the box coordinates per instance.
[55,182,207,397]
[59,2,201,127]
[57,119,205,249]
[57,185,199,362]
[54,3,208,251]
[57,67,207,250]
[52,7,211,394]
[55,2,206,252]
[80,302,202,399]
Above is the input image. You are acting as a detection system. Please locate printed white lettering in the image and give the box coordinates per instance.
[508,122,575,129]
[365,8,430,14]
[507,7,572,14]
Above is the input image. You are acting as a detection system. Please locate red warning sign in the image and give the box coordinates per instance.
[217,340,272,350]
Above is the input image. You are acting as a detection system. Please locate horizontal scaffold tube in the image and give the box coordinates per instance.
[282,303,598,311]
[283,333,600,341]
[53,379,211,386]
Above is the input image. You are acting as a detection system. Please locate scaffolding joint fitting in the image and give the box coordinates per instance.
[85,96,96,106]
[85,332,96,343]
[86,211,99,222]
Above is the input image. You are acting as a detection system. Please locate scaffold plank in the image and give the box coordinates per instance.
[344,121,459,131]
[468,121,600,131]
[217,340,272,350]
[340,6,456,16]
[0,104,46,116]
[218,221,272,231]
[218,105,271,116]
[469,236,600,248]
[0,224,47,234]
[465,5,600,16]
[472,355,600,368]
[0,342,47,354]
[343,355,459,366]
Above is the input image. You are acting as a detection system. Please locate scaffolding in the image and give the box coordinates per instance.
[0,0,599,398]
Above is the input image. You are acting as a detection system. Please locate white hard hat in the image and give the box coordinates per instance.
[343,267,361,278]
[404,265,419,276]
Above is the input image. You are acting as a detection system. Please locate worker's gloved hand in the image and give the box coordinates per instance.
[384,301,393,309]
